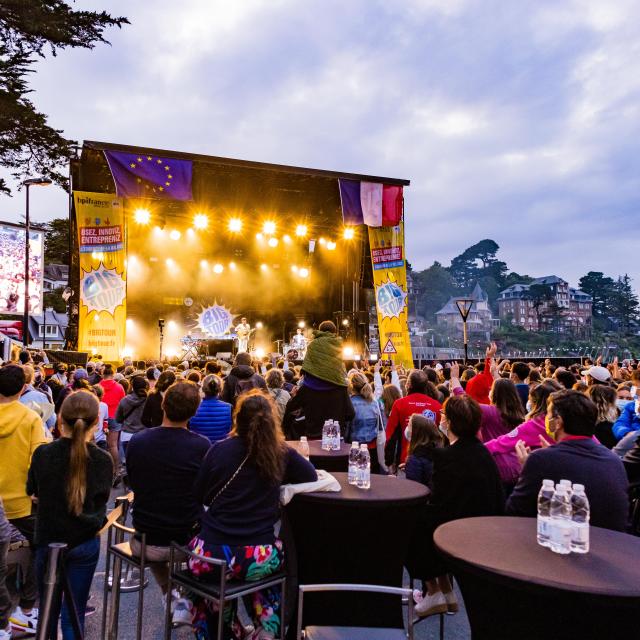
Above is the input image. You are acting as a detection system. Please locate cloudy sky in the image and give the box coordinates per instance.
[2,0,639,289]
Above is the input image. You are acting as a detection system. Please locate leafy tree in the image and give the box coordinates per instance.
[43,285,66,312]
[503,271,534,288]
[448,252,477,291]
[448,239,508,298]
[524,283,553,329]
[578,271,615,318]
[0,1,128,194]
[611,274,639,333]
[42,217,69,264]
[542,299,565,334]
[414,261,456,321]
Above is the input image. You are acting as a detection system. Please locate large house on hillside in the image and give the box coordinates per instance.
[435,283,499,335]
[497,275,592,337]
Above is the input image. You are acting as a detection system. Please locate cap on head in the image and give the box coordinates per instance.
[581,366,611,383]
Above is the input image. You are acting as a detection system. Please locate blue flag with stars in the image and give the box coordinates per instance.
[104,150,193,200]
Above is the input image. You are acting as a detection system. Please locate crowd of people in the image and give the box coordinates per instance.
[0,322,639,639]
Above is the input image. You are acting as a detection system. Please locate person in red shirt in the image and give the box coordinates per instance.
[385,370,442,470]
[99,364,125,472]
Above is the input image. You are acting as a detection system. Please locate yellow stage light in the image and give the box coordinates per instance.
[318,237,326,245]
[134,208,151,225]
[228,218,243,232]
[165,258,175,267]
[194,213,208,229]
[229,261,237,270]
[283,234,292,244]
[167,320,177,330]
[122,347,133,359]
[342,318,349,326]
[154,226,164,235]
[126,318,134,328]
[343,346,354,358]
[260,263,268,271]
[254,347,266,359]
[326,241,336,250]
[263,221,276,235]
[169,230,181,241]
[343,227,355,240]
[200,260,208,269]
[187,228,195,237]
[213,263,224,274]
[299,267,309,278]
[295,224,308,237]
[256,321,263,329]
[298,320,305,328]
[291,265,298,273]
[256,232,264,241]
[268,237,279,248]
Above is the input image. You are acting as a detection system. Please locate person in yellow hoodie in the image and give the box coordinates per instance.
[0,364,47,635]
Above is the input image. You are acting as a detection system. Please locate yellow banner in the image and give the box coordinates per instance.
[368,222,413,368]
[74,191,127,362]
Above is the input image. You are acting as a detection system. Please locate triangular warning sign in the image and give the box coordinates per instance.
[382,338,397,354]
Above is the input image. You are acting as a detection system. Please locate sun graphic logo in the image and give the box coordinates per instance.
[376,275,408,320]
[197,303,234,336]
[80,264,125,315]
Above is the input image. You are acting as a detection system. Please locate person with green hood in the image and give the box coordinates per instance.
[283,321,355,440]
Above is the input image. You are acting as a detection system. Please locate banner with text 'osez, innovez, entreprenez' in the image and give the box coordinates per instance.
[74,191,127,362]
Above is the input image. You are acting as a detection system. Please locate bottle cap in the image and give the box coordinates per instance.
[359,443,367,450]
[300,436,307,441]
[573,483,585,492]
[559,479,571,487]
[555,484,566,492]
[542,479,554,487]
[352,441,359,447]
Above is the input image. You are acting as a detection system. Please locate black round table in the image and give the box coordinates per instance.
[286,440,351,472]
[283,472,429,635]
[434,516,640,639]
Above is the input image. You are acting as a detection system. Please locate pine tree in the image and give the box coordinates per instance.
[611,274,640,333]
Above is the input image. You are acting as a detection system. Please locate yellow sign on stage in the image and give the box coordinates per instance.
[74,191,127,362]
[368,222,413,368]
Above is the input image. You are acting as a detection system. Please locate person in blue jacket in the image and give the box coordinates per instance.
[404,414,444,488]
[189,375,232,443]
[612,397,640,457]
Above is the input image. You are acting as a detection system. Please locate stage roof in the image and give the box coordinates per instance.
[82,140,410,187]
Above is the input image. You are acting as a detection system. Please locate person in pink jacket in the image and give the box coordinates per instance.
[484,381,562,485]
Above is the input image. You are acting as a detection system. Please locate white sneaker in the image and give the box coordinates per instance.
[414,591,447,617]
[9,607,38,634]
[444,590,459,613]
[0,626,12,639]
[172,598,192,627]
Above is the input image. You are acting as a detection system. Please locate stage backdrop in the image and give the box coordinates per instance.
[368,222,413,368]
[74,191,127,362]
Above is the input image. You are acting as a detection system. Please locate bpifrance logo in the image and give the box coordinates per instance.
[375,275,408,320]
[80,264,125,315]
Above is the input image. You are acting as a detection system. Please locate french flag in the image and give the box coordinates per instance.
[338,179,403,227]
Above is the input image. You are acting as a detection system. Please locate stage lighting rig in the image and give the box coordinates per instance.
[228,218,243,232]
[194,213,209,229]
[213,263,224,273]
[295,224,308,237]
[298,267,309,278]
[263,221,276,235]
[134,208,151,224]
[169,230,181,240]
[268,237,279,247]
[343,227,355,240]
[326,241,336,250]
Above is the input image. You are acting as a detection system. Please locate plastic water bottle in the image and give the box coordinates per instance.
[332,420,341,451]
[570,484,590,554]
[321,420,332,450]
[357,444,371,489]
[536,479,555,548]
[559,479,573,497]
[549,485,572,554]
[347,442,360,485]
[299,436,310,461]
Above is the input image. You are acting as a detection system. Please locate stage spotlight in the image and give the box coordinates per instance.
[263,221,276,235]
[228,218,243,232]
[186,228,195,238]
[298,320,305,328]
[194,213,208,229]
[295,224,308,237]
[256,321,263,329]
[326,241,336,250]
[167,320,177,330]
[213,263,224,274]
[291,265,298,273]
[260,263,268,271]
[268,237,279,248]
[229,261,237,270]
[283,234,292,244]
[256,232,264,241]
[200,259,208,269]
[342,346,354,358]
[154,226,165,236]
[165,258,175,267]
[318,237,326,245]
[122,347,133,359]
[134,208,151,224]
[126,318,134,328]
[298,267,309,278]
[254,347,266,359]
[169,230,181,241]
[342,318,349,326]
[343,227,355,240]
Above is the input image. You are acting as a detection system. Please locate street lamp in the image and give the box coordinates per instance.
[22,177,52,346]
[455,298,474,365]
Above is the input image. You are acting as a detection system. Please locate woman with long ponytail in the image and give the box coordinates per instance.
[191,390,317,640]
[27,390,113,639]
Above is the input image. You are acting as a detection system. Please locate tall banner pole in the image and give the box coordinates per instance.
[73,191,127,362]
[368,221,414,368]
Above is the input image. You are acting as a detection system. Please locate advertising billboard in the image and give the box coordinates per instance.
[0,223,44,316]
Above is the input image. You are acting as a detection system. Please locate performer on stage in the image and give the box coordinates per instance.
[234,317,251,353]
[291,328,307,359]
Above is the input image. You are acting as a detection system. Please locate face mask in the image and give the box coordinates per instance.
[616,399,630,411]
[404,427,412,441]
[525,401,532,412]
[545,415,558,442]
[438,418,448,436]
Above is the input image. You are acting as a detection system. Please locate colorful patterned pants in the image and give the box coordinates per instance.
[188,536,283,640]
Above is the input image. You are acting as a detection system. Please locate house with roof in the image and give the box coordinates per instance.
[26,308,68,349]
[43,263,69,292]
[435,283,499,335]
[497,275,592,336]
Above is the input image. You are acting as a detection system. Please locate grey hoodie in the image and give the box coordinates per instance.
[114,393,147,435]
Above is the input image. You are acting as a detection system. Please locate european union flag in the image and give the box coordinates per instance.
[104,150,192,200]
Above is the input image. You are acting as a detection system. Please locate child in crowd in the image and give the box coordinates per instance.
[404,414,443,488]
